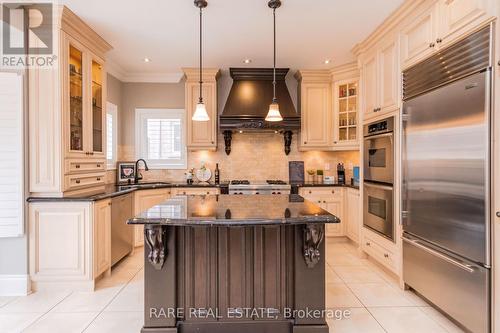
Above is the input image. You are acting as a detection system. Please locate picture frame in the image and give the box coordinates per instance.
[116,161,136,184]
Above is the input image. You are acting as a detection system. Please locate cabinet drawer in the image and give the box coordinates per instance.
[65,159,105,174]
[174,188,220,196]
[363,235,398,272]
[64,172,106,191]
[300,187,343,199]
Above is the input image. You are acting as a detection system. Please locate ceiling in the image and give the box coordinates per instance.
[61,0,405,82]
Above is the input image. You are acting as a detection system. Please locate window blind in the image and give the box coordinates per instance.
[0,73,24,237]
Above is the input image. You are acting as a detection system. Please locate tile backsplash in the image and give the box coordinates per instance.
[107,132,360,184]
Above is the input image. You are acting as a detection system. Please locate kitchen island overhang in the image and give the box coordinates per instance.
[128,194,340,333]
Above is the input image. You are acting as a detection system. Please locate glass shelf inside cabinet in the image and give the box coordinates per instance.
[92,60,103,153]
[69,45,83,152]
[337,82,358,143]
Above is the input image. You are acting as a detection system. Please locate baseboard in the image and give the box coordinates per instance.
[0,274,31,296]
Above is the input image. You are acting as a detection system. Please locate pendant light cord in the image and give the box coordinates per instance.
[199,6,203,104]
[272,7,277,103]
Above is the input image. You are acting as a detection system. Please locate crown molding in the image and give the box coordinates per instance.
[182,68,221,82]
[351,0,427,56]
[106,60,184,83]
[329,62,359,76]
[294,69,331,82]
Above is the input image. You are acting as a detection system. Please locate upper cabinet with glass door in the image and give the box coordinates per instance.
[91,59,105,157]
[69,45,84,154]
[331,64,360,151]
[335,81,358,147]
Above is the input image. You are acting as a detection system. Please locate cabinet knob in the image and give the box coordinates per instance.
[304,142,307,144]
[331,190,335,194]
[334,141,337,144]
[97,164,101,168]
[211,141,214,144]
[308,191,312,194]
[384,253,389,258]
[429,42,435,48]
[323,201,326,204]
[75,165,81,169]
[75,179,81,184]
[496,212,500,218]
[317,200,321,203]
[436,38,442,44]
[108,202,111,206]
[91,152,94,155]
[366,242,371,246]
[97,177,101,181]
[497,60,500,66]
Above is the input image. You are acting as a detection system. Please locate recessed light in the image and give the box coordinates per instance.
[324,59,331,65]
[239,130,243,134]
[143,57,151,63]
[243,59,252,64]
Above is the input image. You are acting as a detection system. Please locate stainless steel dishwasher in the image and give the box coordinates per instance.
[111,193,134,266]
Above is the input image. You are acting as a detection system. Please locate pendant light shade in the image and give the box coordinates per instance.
[193,0,210,122]
[265,0,283,122]
[265,101,282,122]
[193,102,210,121]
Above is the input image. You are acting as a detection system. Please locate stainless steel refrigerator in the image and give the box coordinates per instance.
[402,25,492,333]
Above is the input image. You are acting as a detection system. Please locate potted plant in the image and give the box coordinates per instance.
[306,169,316,183]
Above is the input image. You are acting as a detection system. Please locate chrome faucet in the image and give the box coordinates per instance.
[134,159,149,184]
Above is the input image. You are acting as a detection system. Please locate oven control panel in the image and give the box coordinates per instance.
[364,116,394,137]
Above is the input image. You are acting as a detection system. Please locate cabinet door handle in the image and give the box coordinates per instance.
[496,212,500,218]
[97,164,101,168]
[384,253,389,258]
[366,242,371,246]
[97,177,101,181]
[436,38,442,44]
[75,179,81,184]
[75,164,81,169]
[429,42,435,48]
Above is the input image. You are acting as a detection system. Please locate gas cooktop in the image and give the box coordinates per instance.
[228,180,291,195]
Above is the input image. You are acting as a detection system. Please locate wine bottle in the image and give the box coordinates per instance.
[214,163,220,184]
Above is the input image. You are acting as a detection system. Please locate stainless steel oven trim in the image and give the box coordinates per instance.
[364,132,393,140]
[363,181,395,242]
[364,182,393,191]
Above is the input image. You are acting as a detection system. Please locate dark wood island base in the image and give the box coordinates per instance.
[128,195,339,333]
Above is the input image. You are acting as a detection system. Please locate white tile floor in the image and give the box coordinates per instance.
[0,239,466,333]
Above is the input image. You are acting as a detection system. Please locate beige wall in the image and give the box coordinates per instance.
[106,73,360,184]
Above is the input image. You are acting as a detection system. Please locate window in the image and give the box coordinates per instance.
[106,102,118,169]
[135,108,186,169]
[0,73,24,237]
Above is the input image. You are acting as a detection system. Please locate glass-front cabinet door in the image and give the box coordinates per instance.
[69,44,84,153]
[334,80,359,148]
[91,59,104,155]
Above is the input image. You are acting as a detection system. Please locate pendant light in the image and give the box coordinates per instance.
[265,0,283,122]
[192,0,210,122]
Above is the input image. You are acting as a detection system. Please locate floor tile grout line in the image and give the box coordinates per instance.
[364,306,390,333]
[81,256,144,332]
[414,306,461,333]
[20,291,75,331]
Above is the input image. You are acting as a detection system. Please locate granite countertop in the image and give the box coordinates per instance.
[27,182,230,202]
[128,194,340,226]
[291,182,360,190]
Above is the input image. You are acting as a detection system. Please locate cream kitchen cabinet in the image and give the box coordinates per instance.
[400,0,494,70]
[400,2,438,69]
[299,187,345,237]
[133,188,172,247]
[94,199,112,278]
[361,34,400,120]
[172,187,221,196]
[438,0,491,47]
[29,199,112,291]
[295,71,332,150]
[345,188,361,243]
[29,6,112,197]
[183,68,220,151]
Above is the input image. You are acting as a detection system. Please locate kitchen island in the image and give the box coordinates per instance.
[128,194,339,333]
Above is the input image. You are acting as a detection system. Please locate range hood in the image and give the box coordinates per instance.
[220,68,300,155]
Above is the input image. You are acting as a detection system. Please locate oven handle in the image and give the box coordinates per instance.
[402,237,476,273]
[364,132,393,140]
[363,182,393,191]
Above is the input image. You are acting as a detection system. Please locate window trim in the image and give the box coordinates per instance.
[106,102,118,170]
[134,108,187,169]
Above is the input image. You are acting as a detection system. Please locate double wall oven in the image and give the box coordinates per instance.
[363,117,395,241]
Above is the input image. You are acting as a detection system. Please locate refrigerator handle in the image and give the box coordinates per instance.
[402,237,476,273]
